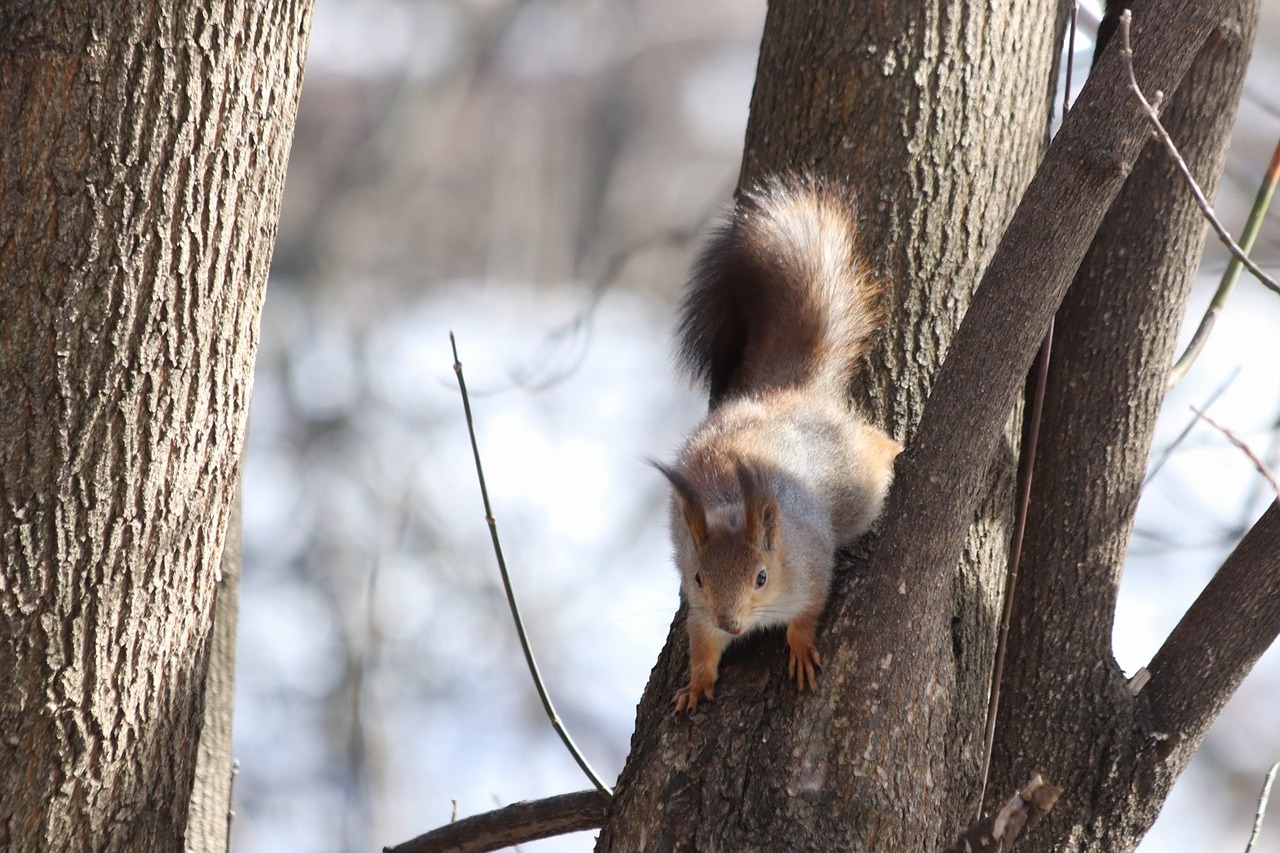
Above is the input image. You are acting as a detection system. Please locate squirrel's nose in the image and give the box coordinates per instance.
[718,613,743,635]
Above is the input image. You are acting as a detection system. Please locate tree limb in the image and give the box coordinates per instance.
[1145,503,1280,758]
[878,0,1237,599]
[984,0,1258,842]
[385,790,608,853]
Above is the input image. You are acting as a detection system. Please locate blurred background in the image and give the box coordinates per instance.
[229,1,1280,850]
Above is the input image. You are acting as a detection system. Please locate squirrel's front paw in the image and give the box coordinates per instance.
[673,677,715,713]
[787,621,822,692]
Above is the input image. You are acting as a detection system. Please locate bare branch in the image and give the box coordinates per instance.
[1118,10,1280,298]
[1143,367,1241,489]
[1169,138,1280,387]
[1190,406,1280,501]
[978,323,1053,813]
[977,0,1087,811]
[872,0,1238,603]
[385,790,608,853]
[1246,761,1280,853]
[226,759,239,853]
[943,774,1061,853]
[450,334,614,798]
[1146,503,1280,755]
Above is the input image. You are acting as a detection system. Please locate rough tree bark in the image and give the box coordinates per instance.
[387,0,1278,850]
[0,3,312,851]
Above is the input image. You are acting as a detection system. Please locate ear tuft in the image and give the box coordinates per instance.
[733,456,778,551]
[651,459,708,544]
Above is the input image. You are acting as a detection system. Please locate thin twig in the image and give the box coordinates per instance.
[1190,406,1280,501]
[1143,366,1240,489]
[1063,0,1079,118]
[1246,761,1280,852]
[450,333,614,799]
[1169,138,1280,388]
[978,321,1053,814]
[976,2,1084,811]
[1118,10,1280,298]
[1240,402,1280,526]
[226,759,239,853]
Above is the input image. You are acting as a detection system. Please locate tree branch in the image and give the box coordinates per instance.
[809,0,1247,841]
[385,790,608,853]
[450,334,613,799]
[879,0,1236,598]
[1145,503,1280,757]
[984,1,1259,840]
[1190,406,1280,499]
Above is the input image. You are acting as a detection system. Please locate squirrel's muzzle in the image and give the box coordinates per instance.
[717,612,744,635]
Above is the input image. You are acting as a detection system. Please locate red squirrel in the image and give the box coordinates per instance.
[654,178,902,712]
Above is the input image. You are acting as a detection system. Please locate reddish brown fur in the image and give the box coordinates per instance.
[660,178,901,712]
[678,177,886,407]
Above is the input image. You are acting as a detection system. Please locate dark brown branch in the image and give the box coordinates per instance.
[943,775,1061,853]
[1146,503,1280,757]
[984,0,1258,838]
[385,790,608,853]
[978,323,1054,811]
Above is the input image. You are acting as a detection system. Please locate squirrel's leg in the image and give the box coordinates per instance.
[786,609,822,692]
[675,616,729,712]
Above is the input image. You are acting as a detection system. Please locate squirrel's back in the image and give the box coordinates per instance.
[677,179,884,405]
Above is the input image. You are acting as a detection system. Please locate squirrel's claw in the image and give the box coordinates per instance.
[788,638,822,692]
[674,679,714,713]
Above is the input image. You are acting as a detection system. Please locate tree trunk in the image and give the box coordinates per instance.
[599,0,1063,848]
[0,3,312,851]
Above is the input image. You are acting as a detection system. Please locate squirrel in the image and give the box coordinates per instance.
[653,178,902,713]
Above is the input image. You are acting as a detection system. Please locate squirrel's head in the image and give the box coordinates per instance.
[654,456,783,635]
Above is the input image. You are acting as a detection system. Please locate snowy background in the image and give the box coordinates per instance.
[229,1,1280,850]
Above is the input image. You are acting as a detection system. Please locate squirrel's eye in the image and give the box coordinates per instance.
[694,572,702,588]
[755,569,767,589]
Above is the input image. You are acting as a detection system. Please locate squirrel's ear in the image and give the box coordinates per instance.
[651,459,708,544]
[734,458,777,552]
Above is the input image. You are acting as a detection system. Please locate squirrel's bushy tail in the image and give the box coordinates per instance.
[677,178,885,405]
